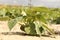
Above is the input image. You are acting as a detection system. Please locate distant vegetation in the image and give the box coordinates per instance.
[0,5,60,24]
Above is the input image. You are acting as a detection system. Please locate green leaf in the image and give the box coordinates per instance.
[8,19,17,30]
[41,22,54,34]
[36,14,47,23]
[34,21,41,36]
[24,22,36,35]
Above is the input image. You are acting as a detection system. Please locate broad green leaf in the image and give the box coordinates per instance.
[24,22,36,35]
[8,19,17,30]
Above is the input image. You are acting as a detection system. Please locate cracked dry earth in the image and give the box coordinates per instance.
[0,21,60,40]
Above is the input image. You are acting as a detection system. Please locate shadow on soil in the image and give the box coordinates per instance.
[1,32,40,37]
[1,31,60,37]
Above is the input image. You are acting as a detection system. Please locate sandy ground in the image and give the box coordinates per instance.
[0,21,60,40]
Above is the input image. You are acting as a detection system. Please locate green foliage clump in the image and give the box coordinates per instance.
[0,6,60,36]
